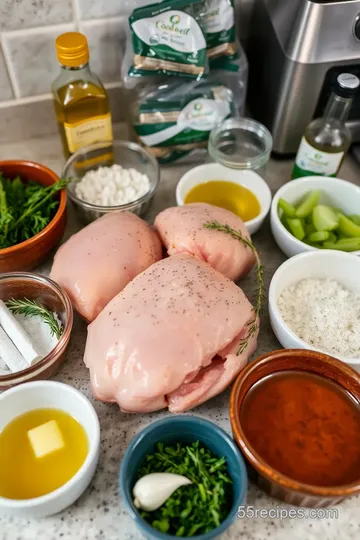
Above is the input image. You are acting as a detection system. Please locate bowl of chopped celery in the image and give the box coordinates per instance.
[271,176,360,258]
[0,161,67,272]
[120,415,247,539]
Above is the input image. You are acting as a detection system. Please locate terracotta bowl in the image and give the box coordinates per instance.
[0,272,73,391]
[230,349,360,508]
[0,160,67,272]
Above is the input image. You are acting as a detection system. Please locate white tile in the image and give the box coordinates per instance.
[0,47,13,101]
[76,0,132,20]
[79,19,126,83]
[0,0,74,31]
[2,24,76,98]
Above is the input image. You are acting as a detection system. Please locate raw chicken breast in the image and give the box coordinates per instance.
[84,254,258,413]
[50,211,162,322]
[154,203,255,281]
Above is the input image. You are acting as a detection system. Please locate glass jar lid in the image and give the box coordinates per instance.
[208,118,273,171]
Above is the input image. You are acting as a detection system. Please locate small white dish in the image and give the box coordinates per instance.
[271,176,360,258]
[0,381,100,518]
[176,163,272,234]
[269,250,360,372]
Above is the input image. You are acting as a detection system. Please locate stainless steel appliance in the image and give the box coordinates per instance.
[247,0,360,154]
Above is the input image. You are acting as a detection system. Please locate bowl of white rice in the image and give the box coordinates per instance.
[62,140,159,224]
[269,250,360,372]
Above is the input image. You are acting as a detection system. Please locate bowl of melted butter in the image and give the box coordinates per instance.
[0,381,100,518]
[176,163,272,234]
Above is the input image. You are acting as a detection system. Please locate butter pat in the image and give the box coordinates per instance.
[28,420,65,458]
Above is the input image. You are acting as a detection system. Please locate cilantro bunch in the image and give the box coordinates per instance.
[0,174,69,249]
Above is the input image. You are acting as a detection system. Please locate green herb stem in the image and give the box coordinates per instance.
[6,298,63,340]
[204,220,265,355]
[7,178,69,233]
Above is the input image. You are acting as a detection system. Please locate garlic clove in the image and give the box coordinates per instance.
[133,472,192,512]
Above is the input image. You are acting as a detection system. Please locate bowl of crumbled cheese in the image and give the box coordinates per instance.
[269,250,360,372]
[0,272,73,390]
[62,140,160,224]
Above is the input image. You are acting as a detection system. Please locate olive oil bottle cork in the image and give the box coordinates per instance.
[52,32,113,158]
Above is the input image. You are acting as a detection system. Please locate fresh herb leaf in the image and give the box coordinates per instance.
[204,221,265,355]
[0,175,70,249]
[6,298,63,340]
[137,441,233,537]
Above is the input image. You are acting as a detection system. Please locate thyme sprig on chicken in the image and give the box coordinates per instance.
[204,221,264,355]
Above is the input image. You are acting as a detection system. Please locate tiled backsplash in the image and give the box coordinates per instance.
[0,0,130,101]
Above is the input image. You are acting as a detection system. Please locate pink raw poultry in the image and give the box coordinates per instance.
[50,211,162,322]
[154,203,255,281]
[84,254,258,413]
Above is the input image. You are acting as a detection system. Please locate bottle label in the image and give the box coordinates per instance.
[64,113,113,154]
[295,137,344,176]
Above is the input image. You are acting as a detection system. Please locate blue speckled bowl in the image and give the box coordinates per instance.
[119,415,248,540]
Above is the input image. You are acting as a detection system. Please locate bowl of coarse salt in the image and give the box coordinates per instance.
[269,250,360,372]
[0,272,73,390]
[62,140,160,224]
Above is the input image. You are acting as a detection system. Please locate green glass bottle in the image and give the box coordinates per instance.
[292,73,359,179]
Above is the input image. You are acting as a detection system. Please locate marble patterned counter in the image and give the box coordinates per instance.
[0,127,359,540]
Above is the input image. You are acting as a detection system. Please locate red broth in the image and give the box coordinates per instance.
[240,370,360,487]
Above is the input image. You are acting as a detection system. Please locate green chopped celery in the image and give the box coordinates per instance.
[330,207,343,217]
[336,237,360,247]
[278,198,296,218]
[287,218,305,241]
[280,213,290,231]
[338,214,360,238]
[295,190,321,218]
[308,231,330,243]
[312,205,339,231]
[304,223,316,236]
[304,239,322,249]
[323,238,360,252]
[347,214,360,227]
[327,232,337,244]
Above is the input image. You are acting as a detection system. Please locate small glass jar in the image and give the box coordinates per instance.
[208,118,273,178]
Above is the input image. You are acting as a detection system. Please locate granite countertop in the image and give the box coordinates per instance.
[1,126,360,540]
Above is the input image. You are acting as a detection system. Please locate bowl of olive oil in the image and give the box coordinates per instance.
[0,381,100,518]
[176,163,272,234]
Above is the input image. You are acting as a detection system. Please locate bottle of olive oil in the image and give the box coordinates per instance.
[292,73,359,179]
[52,32,113,158]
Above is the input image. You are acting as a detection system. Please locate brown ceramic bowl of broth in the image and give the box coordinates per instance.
[0,272,73,391]
[0,160,67,272]
[230,349,360,507]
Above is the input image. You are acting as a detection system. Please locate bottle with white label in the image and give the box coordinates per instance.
[292,73,359,179]
[52,32,113,158]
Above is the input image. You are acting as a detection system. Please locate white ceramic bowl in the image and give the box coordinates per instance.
[269,250,360,371]
[271,176,360,258]
[0,381,100,518]
[176,163,272,234]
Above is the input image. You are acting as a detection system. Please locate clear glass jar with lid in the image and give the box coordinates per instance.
[208,118,273,178]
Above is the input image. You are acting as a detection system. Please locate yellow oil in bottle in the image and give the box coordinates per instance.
[52,32,113,159]
[0,408,88,499]
[54,81,112,159]
[184,180,261,222]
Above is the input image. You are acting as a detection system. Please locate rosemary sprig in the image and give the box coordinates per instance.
[6,298,63,340]
[204,221,265,355]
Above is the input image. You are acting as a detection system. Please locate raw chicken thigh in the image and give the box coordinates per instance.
[154,203,255,281]
[84,254,258,413]
[50,211,162,322]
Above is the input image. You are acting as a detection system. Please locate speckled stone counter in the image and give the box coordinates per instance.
[0,126,360,540]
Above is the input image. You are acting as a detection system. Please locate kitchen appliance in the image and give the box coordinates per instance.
[247,0,360,154]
